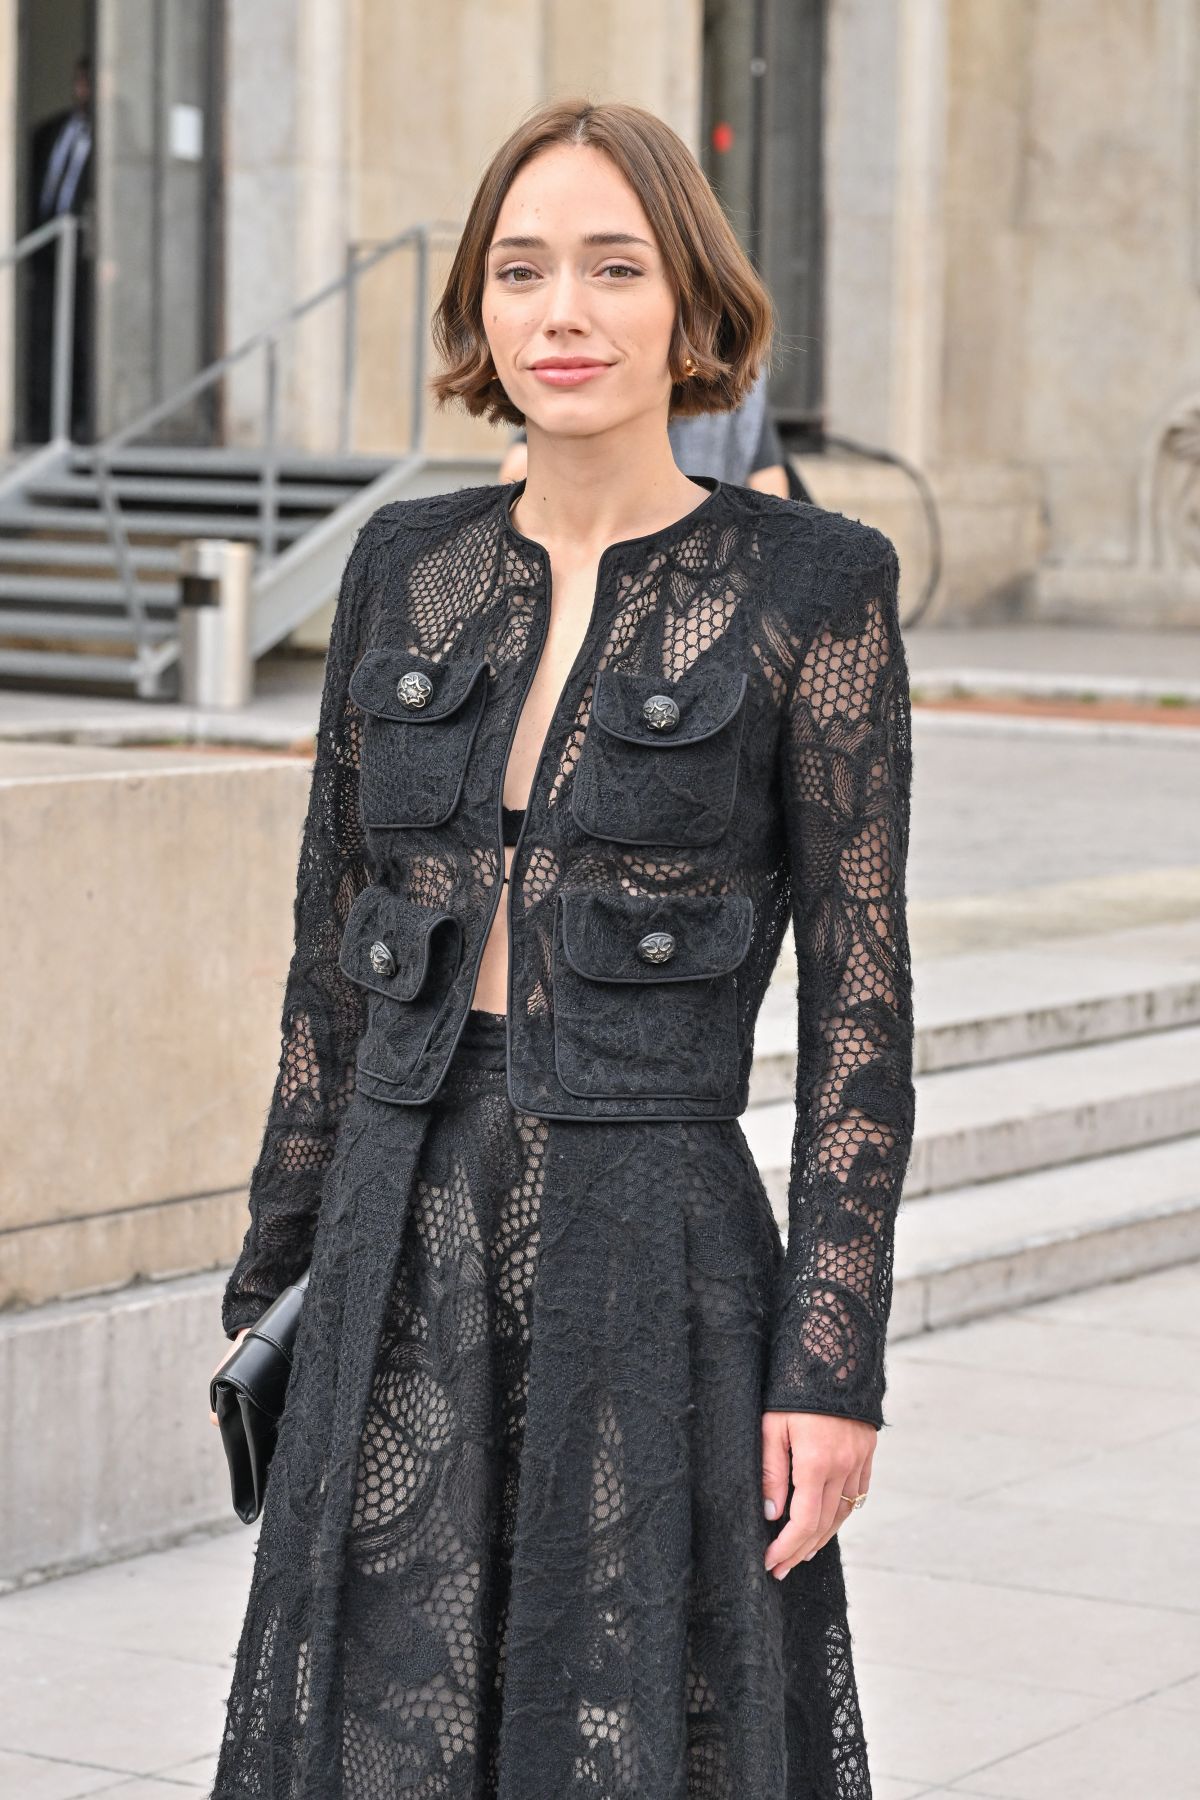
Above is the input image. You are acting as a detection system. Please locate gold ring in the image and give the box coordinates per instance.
[840,1491,868,1510]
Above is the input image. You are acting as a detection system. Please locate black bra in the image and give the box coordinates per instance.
[501,805,526,847]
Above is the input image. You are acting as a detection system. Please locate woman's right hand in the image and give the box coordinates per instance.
[209,1327,253,1427]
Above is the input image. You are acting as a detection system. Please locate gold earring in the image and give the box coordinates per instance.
[683,355,697,377]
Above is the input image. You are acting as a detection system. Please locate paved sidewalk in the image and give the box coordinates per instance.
[2,625,1200,749]
[906,624,1200,694]
[0,1259,1196,1797]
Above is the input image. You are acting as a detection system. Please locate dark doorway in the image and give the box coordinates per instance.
[13,0,224,448]
[15,0,96,443]
[701,0,827,435]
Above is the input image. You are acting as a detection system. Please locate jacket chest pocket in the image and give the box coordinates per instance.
[339,884,462,1090]
[349,649,490,829]
[571,667,749,847]
[552,890,753,1103]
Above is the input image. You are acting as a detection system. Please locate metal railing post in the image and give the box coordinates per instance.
[339,244,360,456]
[0,217,464,681]
[93,448,148,649]
[411,226,429,454]
[262,337,280,560]
[49,214,78,443]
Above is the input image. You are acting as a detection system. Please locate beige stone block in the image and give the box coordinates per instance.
[0,1188,249,1312]
[1024,228,1187,464]
[793,455,1042,622]
[1024,2,1179,235]
[0,1271,234,1580]
[0,746,308,1283]
[944,0,1028,219]
[940,226,1029,463]
[544,0,702,141]
[1031,565,1200,629]
[1040,458,1140,565]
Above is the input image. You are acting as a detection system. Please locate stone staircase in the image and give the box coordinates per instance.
[746,918,1200,1342]
[5,881,1199,1582]
[0,444,387,674]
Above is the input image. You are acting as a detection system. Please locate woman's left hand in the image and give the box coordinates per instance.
[761,1410,877,1580]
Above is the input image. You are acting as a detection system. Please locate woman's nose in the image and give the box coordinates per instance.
[540,267,590,336]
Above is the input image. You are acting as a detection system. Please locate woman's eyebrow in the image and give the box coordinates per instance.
[488,232,655,254]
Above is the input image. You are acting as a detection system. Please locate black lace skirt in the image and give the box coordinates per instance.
[211,1009,873,1799]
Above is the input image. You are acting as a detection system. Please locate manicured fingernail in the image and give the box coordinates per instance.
[764,1499,777,1519]
[773,1566,787,1580]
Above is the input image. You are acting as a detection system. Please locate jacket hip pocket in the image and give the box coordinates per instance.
[551,890,754,1102]
[571,666,748,847]
[339,884,463,1091]
[349,649,489,829]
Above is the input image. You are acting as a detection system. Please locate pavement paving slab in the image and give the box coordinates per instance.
[0,1262,1196,1798]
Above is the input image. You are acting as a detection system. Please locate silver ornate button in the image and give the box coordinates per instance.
[637,929,676,964]
[369,940,396,978]
[396,669,434,709]
[642,693,680,732]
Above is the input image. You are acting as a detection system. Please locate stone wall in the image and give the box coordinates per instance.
[0,741,312,1312]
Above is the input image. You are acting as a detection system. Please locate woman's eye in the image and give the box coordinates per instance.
[497,265,538,284]
[600,263,641,280]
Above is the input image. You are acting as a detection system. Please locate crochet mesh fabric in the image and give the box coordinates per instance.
[213,480,914,1798]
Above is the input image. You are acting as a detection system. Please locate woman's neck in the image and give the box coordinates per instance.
[513,415,709,563]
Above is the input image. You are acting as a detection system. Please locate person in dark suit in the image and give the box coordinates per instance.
[26,52,94,442]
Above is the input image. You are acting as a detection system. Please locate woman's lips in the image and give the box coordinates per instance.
[530,362,611,387]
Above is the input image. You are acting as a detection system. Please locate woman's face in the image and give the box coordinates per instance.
[483,143,679,439]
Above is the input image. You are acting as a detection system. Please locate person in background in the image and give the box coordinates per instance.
[498,363,794,495]
[26,52,94,442]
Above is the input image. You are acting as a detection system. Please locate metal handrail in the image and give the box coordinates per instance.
[84,217,462,645]
[1,214,78,444]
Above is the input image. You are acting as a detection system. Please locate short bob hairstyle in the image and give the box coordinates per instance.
[430,99,774,429]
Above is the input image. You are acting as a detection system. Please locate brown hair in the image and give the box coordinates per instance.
[430,99,774,428]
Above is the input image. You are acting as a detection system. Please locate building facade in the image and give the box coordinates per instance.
[0,0,1196,625]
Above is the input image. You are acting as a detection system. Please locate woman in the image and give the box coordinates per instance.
[209,98,914,1800]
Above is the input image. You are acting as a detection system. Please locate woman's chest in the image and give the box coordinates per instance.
[501,555,602,812]
[350,571,780,873]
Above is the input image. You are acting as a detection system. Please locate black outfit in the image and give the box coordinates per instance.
[213,477,915,1798]
[26,105,94,442]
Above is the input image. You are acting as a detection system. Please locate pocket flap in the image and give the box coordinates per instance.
[558,892,754,983]
[349,649,490,722]
[590,666,748,747]
[339,885,462,1000]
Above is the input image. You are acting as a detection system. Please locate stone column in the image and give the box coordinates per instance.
[823,0,947,466]
[224,0,353,450]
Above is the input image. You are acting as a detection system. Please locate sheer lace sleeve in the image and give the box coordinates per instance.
[764,531,916,1428]
[220,525,375,1339]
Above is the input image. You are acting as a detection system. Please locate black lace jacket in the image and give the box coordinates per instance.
[221,477,916,1428]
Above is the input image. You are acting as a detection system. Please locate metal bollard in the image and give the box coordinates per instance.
[177,539,254,708]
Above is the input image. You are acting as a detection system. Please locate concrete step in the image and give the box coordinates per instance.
[744,1021,1200,1203]
[0,609,175,642]
[888,1133,1200,1339]
[0,647,143,683]
[0,575,177,605]
[67,444,395,481]
[25,472,362,509]
[0,505,315,539]
[0,538,180,569]
[751,918,1200,1104]
[6,1134,1198,1585]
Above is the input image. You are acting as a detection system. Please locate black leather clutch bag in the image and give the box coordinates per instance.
[210,1270,310,1523]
